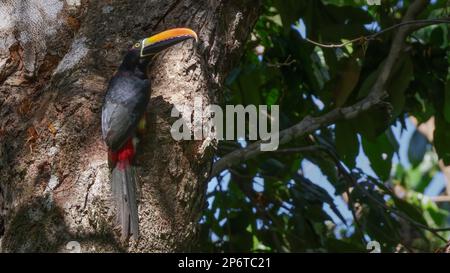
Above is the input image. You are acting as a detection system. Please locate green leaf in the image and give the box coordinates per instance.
[352,106,391,140]
[305,154,338,184]
[335,121,359,168]
[393,198,427,226]
[362,133,395,181]
[434,114,450,165]
[444,78,450,123]
[229,231,253,252]
[356,70,379,99]
[404,167,435,193]
[265,88,280,106]
[228,211,251,234]
[430,26,443,46]
[332,56,362,107]
[273,0,304,32]
[386,55,413,119]
[236,65,263,106]
[365,206,401,247]
[424,201,448,227]
[325,238,366,253]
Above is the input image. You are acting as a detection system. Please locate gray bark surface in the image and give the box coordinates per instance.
[0,0,259,252]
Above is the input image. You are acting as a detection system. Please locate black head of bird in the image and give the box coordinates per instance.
[120,27,198,72]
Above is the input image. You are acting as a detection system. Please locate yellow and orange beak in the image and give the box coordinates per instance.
[140,28,198,58]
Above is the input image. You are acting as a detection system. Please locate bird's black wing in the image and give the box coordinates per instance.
[102,73,150,151]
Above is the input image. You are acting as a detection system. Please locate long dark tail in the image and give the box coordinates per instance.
[111,162,139,241]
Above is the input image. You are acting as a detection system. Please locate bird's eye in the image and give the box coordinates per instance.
[134,43,141,48]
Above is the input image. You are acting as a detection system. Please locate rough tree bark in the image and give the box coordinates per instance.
[0,0,259,252]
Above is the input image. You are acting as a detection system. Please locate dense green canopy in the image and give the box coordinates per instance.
[198,0,450,252]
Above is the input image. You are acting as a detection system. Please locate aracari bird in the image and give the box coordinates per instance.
[101,28,198,241]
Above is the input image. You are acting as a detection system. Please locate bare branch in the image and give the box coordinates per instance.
[304,18,450,49]
[430,196,450,203]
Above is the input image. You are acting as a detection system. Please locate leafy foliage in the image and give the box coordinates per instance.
[197,0,450,253]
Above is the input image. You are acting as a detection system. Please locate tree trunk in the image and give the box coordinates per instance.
[0,0,259,252]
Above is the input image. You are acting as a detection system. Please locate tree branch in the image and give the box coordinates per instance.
[211,0,431,177]
[304,18,450,49]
